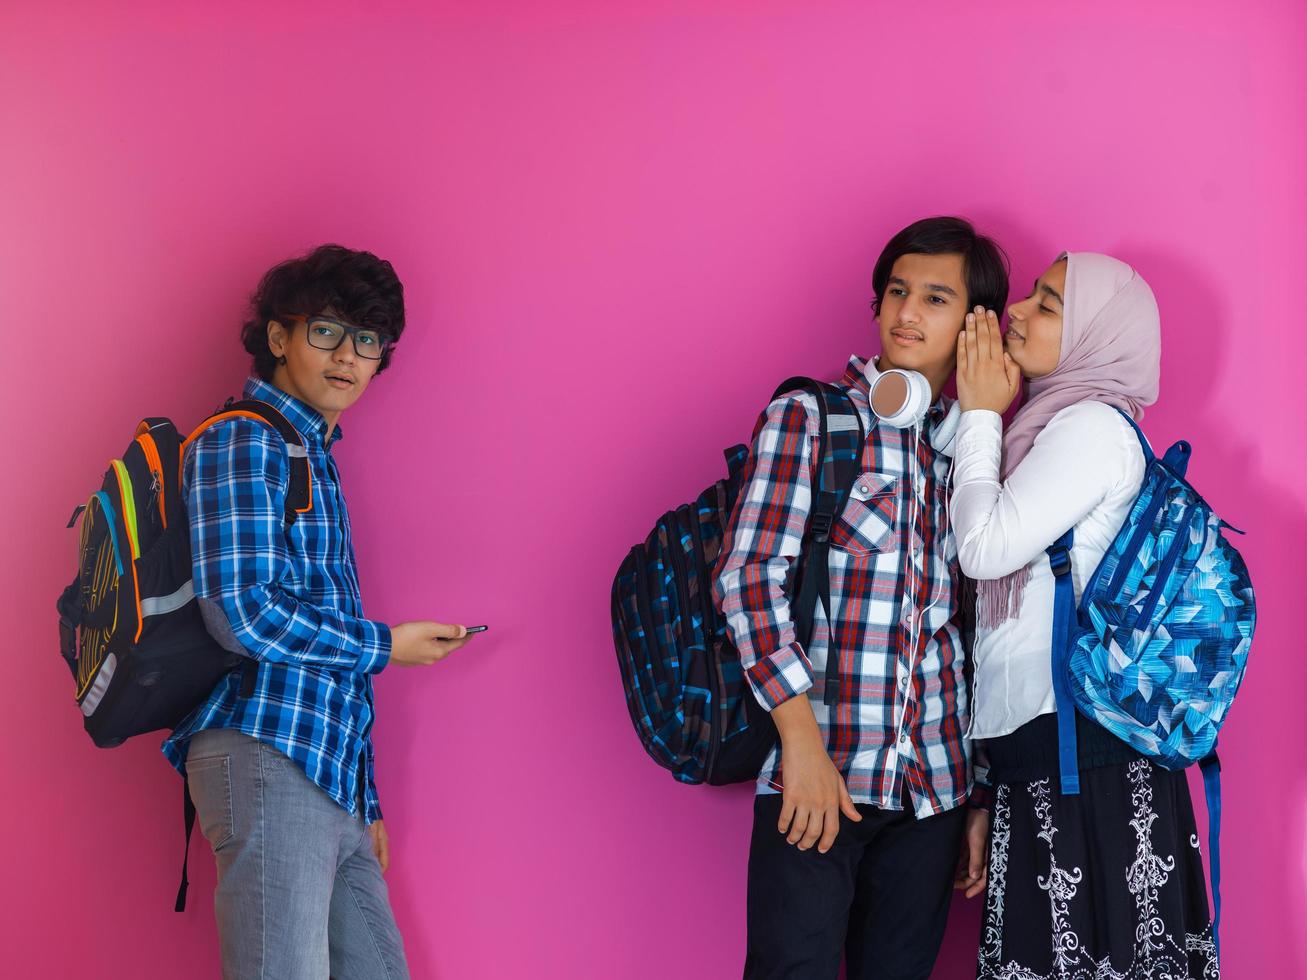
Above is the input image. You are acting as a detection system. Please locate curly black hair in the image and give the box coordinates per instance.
[241,244,406,380]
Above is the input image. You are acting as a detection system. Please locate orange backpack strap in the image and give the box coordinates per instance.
[182,399,313,526]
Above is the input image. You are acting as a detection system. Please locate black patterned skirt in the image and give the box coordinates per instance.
[977,752,1219,980]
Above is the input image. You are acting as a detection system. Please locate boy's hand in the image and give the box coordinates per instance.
[956,307,1021,415]
[954,806,990,899]
[389,622,473,666]
[771,696,862,854]
[368,819,390,873]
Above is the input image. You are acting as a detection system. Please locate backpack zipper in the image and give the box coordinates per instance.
[1133,500,1201,630]
[135,433,167,528]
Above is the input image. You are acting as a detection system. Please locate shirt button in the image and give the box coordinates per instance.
[899,677,907,689]
[899,733,908,744]
[858,485,870,494]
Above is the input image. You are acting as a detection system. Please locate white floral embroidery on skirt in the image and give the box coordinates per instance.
[976,760,1219,980]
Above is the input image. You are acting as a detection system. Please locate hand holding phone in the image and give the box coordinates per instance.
[389,621,480,667]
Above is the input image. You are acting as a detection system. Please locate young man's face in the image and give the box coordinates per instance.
[265,311,383,421]
[876,252,968,390]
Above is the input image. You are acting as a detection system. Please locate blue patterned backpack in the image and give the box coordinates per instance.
[1046,410,1256,950]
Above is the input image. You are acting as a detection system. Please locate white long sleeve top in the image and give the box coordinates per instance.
[950,401,1147,740]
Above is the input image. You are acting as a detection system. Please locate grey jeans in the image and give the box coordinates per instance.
[186,728,410,980]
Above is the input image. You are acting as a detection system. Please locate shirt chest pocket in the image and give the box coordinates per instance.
[829,472,899,556]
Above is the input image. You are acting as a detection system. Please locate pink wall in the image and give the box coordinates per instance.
[3,1,1304,977]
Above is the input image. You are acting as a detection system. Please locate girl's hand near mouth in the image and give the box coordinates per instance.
[956,307,1021,414]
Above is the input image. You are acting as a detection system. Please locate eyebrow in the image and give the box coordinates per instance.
[889,275,959,298]
[311,313,370,329]
[1035,280,1064,305]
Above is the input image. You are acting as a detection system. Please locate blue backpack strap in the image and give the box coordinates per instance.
[771,377,865,706]
[1111,406,1195,477]
[1112,407,1155,462]
[1046,527,1080,795]
[1200,751,1223,955]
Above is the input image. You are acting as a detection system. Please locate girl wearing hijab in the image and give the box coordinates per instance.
[949,253,1219,979]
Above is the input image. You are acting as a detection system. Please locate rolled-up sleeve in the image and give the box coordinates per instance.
[713,394,819,710]
[186,419,391,673]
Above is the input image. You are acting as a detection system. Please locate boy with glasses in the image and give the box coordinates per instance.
[163,244,475,979]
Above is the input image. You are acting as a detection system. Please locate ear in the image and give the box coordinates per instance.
[266,319,288,358]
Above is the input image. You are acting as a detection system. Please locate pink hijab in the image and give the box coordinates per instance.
[976,252,1162,629]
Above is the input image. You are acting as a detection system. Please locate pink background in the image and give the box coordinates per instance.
[3,1,1304,977]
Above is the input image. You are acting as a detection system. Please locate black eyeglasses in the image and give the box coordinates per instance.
[290,315,391,360]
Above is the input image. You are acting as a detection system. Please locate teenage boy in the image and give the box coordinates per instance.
[162,244,476,980]
[714,217,1009,980]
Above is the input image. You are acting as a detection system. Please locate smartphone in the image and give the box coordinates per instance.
[465,625,489,634]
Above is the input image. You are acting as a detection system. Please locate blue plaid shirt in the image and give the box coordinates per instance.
[162,377,392,821]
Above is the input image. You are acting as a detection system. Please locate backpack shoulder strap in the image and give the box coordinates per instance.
[1112,407,1155,464]
[183,399,313,526]
[1200,752,1223,955]
[770,377,865,541]
[1046,527,1080,795]
[771,376,865,705]
[1113,406,1196,475]
[175,776,196,913]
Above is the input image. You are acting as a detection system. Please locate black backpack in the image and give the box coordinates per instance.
[56,399,311,749]
[611,377,865,785]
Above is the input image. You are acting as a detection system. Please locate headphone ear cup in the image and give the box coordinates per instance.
[870,370,910,419]
[871,369,931,428]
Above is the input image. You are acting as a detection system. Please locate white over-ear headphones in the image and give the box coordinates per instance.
[868,367,933,429]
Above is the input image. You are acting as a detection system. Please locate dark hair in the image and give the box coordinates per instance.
[241,244,406,380]
[871,216,1009,317]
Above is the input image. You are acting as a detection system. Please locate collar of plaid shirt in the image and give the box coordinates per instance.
[843,354,950,431]
[244,375,345,448]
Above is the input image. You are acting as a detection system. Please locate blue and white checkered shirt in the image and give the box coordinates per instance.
[162,377,392,821]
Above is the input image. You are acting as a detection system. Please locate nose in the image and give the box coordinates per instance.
[898,294,923,325]
[333,339,358,366]
[1007,297,1032,322]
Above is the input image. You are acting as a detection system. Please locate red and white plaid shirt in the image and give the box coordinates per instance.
[714,356,972,816]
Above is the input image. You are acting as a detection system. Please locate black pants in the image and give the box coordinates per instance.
[744,793,966,980]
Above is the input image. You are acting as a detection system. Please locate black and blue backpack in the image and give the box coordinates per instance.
[611,377,866,785]
[56,399,311,751]
[1046,410,1256,951]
